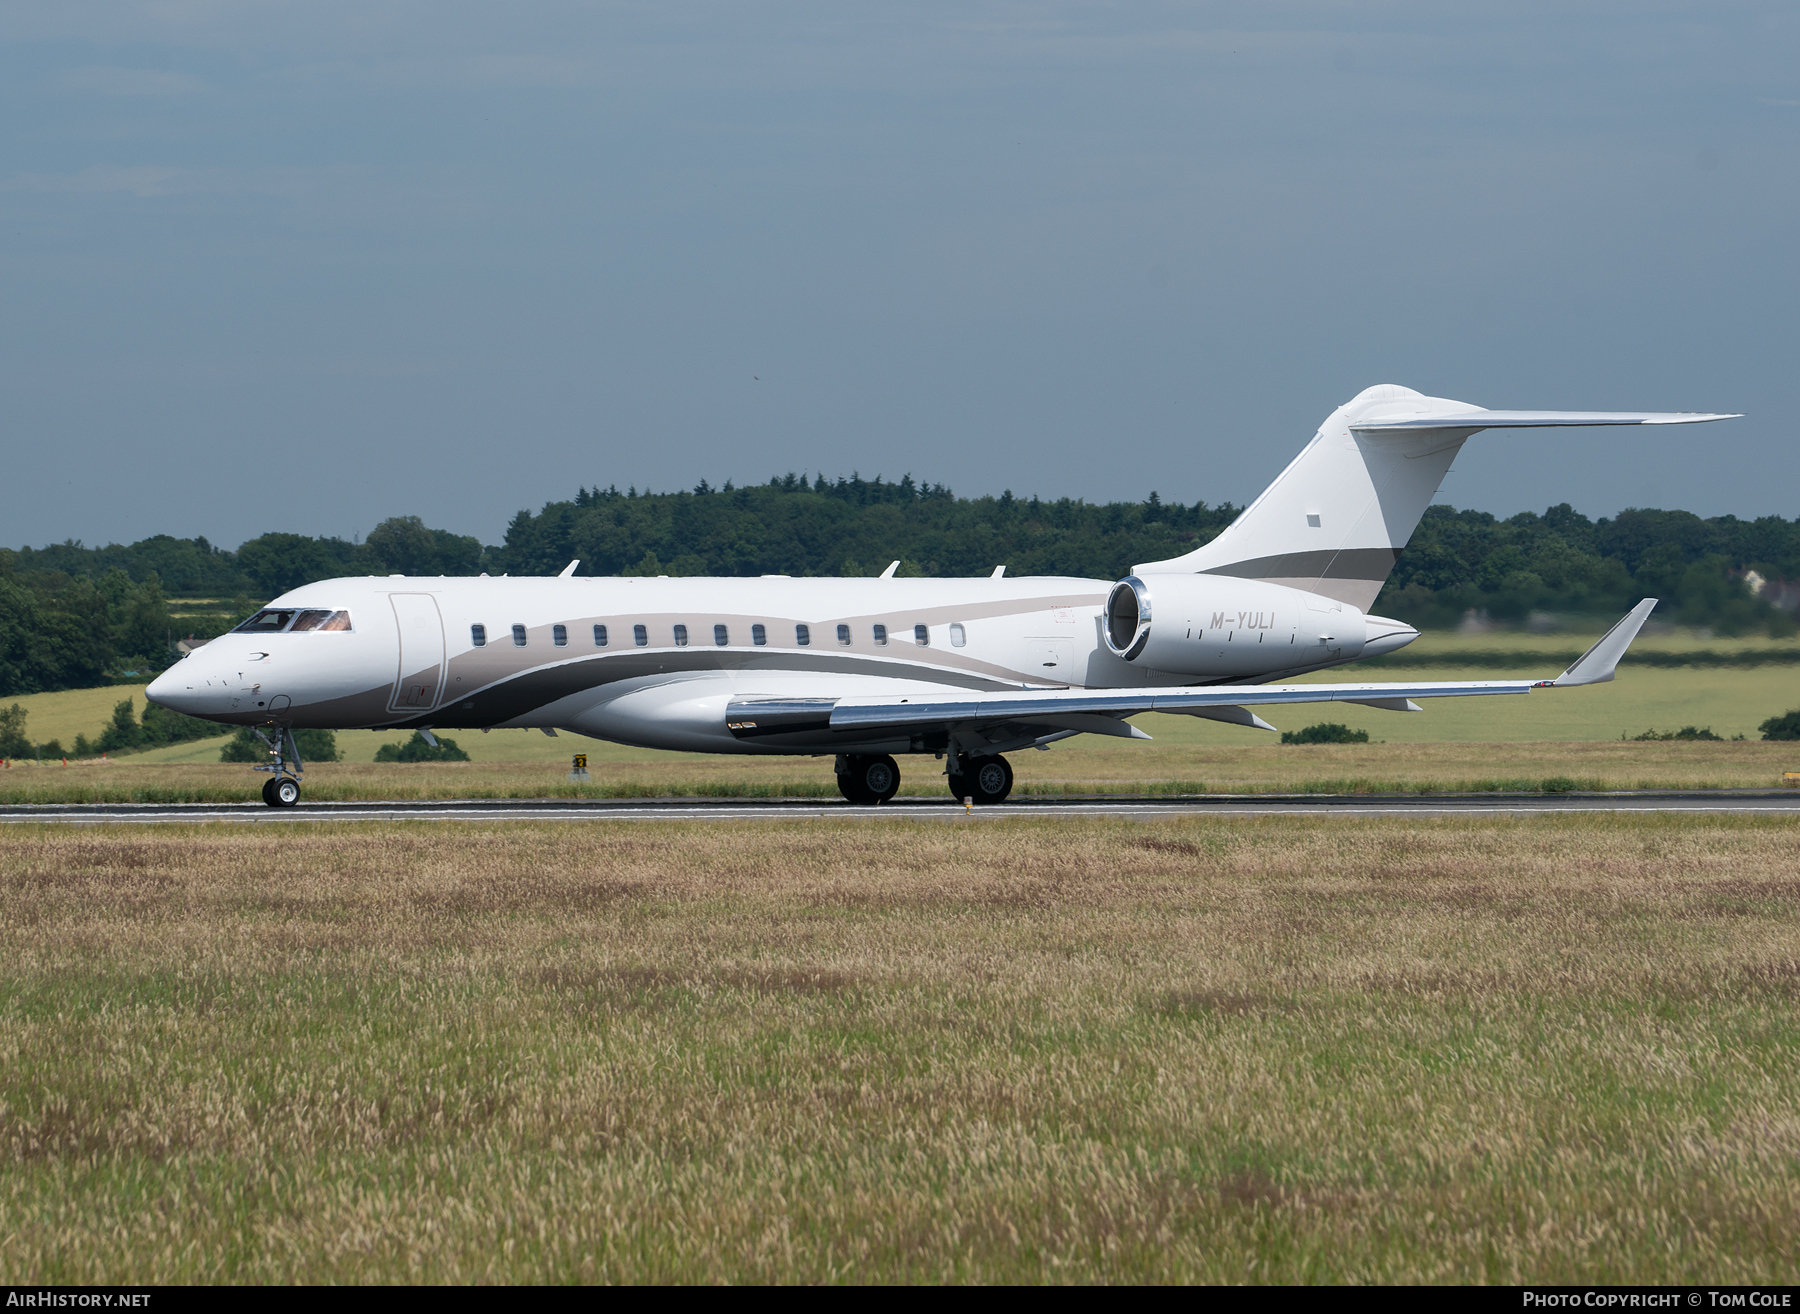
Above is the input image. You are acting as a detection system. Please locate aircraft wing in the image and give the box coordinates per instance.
[1352,410,1740,432]
[734,600,1660,745]
[823,678,1534,737]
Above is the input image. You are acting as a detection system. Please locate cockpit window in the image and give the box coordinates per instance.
[239,608,352,634]
[235,610,297,633]
[290,609,353,632]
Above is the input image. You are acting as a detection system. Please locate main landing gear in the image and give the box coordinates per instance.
[947,753,1013,806]
[253,726,304,808]
[832,752,1016,806]
[836,753,901,804]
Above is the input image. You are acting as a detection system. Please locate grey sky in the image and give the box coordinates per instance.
[3,2,1796,553]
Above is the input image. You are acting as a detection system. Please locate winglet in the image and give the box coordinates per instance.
[558,560,580,578]
[880,560,900,579]
[1552,599,1658,686]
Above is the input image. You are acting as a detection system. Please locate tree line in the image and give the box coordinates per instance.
[4,477,1798,697]
[496,478,1800,636]
[0,516,484,697]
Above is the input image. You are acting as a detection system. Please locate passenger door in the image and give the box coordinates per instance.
[388,593,446,713]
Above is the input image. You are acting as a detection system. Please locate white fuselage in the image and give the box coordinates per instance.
[145,572,1418,756]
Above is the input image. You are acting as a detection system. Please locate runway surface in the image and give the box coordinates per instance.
[3,792,1799,824]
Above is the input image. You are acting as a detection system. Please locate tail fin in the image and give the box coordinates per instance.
[1135,385,1740,610]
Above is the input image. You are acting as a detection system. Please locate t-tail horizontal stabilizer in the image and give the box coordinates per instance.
[1351,412,1742,433]
[1550,598,1659,687]
[1131,385,1740,611]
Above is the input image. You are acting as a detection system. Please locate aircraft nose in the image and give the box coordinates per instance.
[145,663,204,715]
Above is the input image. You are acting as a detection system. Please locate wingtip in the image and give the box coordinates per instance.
[1552,598,1658,687]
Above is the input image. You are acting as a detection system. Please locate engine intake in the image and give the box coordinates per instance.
[1104,576,1152,660]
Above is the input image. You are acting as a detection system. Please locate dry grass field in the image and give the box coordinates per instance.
[2,815,1797,1283]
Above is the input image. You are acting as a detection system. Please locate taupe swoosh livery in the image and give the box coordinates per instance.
[148,384,1737,807]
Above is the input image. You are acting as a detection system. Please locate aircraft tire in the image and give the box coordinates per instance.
[261,778,281,807]
[839,754,900,804]
[954,754,1013,805]
[273,776,301,808]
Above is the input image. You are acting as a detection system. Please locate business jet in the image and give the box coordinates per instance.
[146,384,1738,807]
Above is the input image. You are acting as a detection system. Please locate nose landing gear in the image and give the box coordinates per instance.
[252,726,304,808]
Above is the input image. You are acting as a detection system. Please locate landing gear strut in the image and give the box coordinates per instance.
[836,753,901,804]
[947,753,1013,805]
[253,726,303,808]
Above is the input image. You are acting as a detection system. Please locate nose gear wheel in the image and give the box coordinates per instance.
[251,726,305,808]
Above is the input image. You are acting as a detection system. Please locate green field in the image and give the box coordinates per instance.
[97,662,1799,762]
[2,815,1796,1282]
[3,738,1797,804]
[3,627,1796,804]
[0,681,153,754]
[1363,625,1800,662]
[2,663,1796,803]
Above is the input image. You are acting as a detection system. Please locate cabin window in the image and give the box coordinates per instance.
[552,624,568,647]
[950,623,966,647]
[872,624,887,646]
[633,624,648,647]
[673,624,689,647]
[471,624,487,647]
[795,624,810,646]
[512,624,528,647]
[714,624,729,647]
[914,624,929,647]
[752,623,767,646]
[836,624,851,646]
[234,610,297,633]
[594,624,608,647]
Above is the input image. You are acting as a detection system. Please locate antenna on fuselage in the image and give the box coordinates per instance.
[558,560,580,578]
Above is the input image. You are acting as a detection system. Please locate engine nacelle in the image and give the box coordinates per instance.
[1103,574,1368,677]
